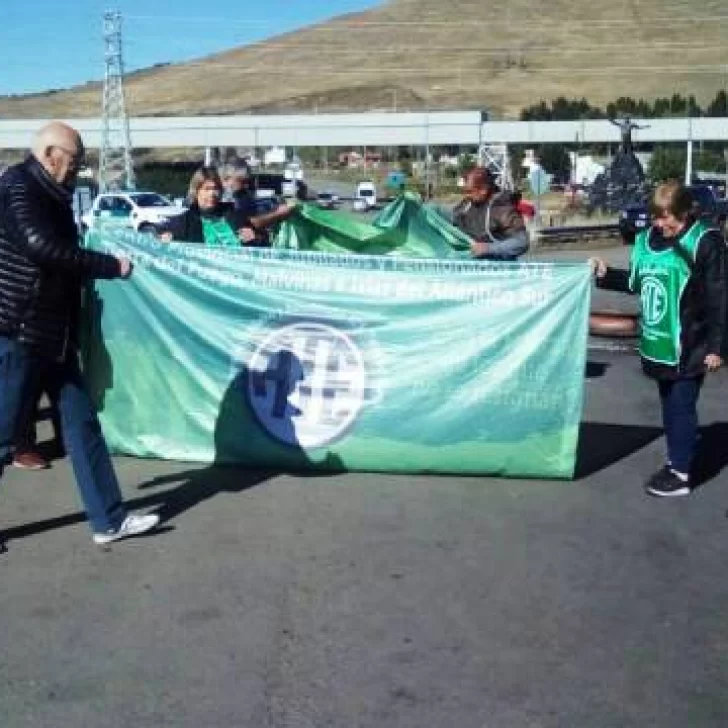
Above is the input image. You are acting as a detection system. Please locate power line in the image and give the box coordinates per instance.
[124,12,728,30]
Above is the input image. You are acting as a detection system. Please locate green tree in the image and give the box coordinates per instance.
[695,149,725,174]
[520,97,603,121]
[648,146,686,183]
[458,153,476,175]
[652,97,671,117]
[706,90,728,117]
[536,145,571,182]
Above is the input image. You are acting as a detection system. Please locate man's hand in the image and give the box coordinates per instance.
[470,240,489,258]
[159,232,173,243]
[588,257,608,278]
[238,227,257,243]
[118,257,133,280]
[705,353,723,372]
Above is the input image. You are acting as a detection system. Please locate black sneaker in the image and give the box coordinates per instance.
[644,465,672,491]
[646,469,691,498]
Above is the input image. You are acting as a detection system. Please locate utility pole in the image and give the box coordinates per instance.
[100,10,135,192]
[424,111,431,199]
[685,116,693,186]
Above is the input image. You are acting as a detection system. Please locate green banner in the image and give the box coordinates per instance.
[273,192,472,257]
[83,229,591,479]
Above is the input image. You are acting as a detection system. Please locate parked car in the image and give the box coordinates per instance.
[688,184,728,232]
[316,191,339,209]
[618,184,728,244]
[355,181,378,209]
[618,203,651,244]
[81,191,185,234]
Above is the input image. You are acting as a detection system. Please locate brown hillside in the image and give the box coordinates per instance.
[2,0,728,120]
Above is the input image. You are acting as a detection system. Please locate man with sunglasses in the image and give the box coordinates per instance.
[0,121,159,548]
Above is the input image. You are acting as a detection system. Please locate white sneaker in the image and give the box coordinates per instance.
[93,513,160,545]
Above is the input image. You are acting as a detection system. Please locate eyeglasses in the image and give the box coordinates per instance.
[51,145,85,168]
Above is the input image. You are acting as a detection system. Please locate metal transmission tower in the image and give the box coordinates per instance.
[99,10,135,191]
[477,143,513,191]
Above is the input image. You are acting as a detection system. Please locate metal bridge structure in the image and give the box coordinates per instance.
[1,113,728,150]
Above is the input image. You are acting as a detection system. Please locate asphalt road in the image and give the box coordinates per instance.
[2,246,728,728]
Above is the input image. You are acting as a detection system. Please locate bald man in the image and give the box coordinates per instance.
[452,167,529,261]
[0,122,159,548]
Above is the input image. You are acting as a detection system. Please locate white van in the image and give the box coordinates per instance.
[355,181,377,209]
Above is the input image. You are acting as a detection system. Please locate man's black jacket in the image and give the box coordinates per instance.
[598,222,727,380]
[0,157,121,360]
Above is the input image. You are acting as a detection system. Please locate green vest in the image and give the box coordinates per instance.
[629,221,709,366]
[201,216,240,248]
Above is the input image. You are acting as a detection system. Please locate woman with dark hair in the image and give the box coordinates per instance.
[590,180,726,497]
[158,166,261,246]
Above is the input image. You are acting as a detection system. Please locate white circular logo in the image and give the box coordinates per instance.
[245,322,367,449]
[641,276,668,327]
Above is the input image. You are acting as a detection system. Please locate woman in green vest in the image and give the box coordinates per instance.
[158,167,261,246]
[591,180,726,497]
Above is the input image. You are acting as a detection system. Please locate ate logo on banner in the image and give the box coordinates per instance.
[640,276,668,327]
[245,322,369,449]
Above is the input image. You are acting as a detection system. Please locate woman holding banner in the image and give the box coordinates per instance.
[590,180,726,497]
[158,167,261,246]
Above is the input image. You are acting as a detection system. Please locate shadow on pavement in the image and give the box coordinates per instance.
[585,360,610,379]
[691,422,728,489]
[0,468,272,544]
[575,422,664,479]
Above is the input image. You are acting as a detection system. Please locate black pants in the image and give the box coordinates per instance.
[657,376,704,474]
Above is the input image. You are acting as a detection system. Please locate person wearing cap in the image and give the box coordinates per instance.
[451,167,529,261]
[222,161,297,245]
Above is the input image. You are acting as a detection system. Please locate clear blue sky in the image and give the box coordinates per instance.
[0,0,381,95]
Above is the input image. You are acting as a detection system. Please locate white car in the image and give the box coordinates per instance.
[81,191,185,234]
[355,181,377,209]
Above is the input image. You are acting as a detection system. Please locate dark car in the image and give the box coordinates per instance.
[619,203,650,244]
[619,184,727,244]
[688,184,727,232]
[315,192,339,209]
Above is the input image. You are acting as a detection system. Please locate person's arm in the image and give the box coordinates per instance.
[474,231,529,258]
[596,267,632,293]
[248,201,297,231]
[157,210,187,241]
[471,206,529,258]
[695,229,726,356]
[3,174,121,279]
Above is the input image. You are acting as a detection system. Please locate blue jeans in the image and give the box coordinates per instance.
[658,376,704,475]
[0,335,125,533]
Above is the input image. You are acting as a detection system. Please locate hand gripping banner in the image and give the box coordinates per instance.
[83,229,591,478]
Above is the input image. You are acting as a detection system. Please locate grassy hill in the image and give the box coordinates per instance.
[2,0,728,120]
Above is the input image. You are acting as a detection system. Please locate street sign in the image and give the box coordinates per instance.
[529,165,551,196]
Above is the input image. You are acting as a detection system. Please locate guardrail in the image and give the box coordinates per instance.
[534,223,622,247]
